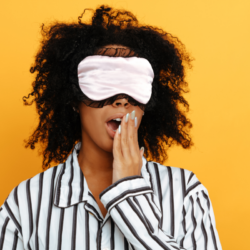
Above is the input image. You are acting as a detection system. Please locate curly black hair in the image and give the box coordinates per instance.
[23,4,194,169]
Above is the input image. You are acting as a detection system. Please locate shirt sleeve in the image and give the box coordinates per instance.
[0,186,24,250]
[99,175,222,250]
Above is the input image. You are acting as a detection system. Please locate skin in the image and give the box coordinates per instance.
[77,100,144,217]
[76,45,144,218]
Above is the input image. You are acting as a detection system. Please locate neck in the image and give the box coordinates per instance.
[77,132,113,178]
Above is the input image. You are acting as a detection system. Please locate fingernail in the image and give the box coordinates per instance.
[140,146,144,155]
[125,113,129,123]
[134,117,137,127]
[118,124,121,134]
[131,110,135,120]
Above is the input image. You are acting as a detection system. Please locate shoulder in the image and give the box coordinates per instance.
[144,160,207,197]
[14,163,64,202]
[0,163,65,237]
[144,160,193,186]
[2,163,64,210]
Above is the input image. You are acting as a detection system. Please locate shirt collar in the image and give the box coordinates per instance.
[53,142,150,210]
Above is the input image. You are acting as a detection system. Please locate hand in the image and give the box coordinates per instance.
[112,110,144,184]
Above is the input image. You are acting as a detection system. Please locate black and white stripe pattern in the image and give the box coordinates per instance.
[0,142,222,250]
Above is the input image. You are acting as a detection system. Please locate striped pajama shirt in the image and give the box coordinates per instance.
[0,142,222,250]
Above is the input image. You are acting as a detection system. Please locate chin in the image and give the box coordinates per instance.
[102,144,114,154]
[98,137,114,154]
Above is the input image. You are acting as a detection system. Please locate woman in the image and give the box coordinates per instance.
[0,5,222,250]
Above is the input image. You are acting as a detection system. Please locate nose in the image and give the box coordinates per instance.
[112,98,131,109]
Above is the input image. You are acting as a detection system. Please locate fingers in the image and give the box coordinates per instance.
[127,111,139,159]
[113,110,141,160]
[120,112,131,160]
[113,120,122,160]
[120,111,140,161]
[113,109,143,179]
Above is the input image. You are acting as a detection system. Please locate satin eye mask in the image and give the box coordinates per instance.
[77,55,154,104]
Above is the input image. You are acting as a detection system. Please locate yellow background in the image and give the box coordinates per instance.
[0,0,249,249]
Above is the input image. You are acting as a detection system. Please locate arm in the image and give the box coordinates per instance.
[108,111,222,249]
[0,186,24,250]
[100,175,222,250]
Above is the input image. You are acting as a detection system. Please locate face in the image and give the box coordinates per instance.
[78,99,144,153]
[77,44,144,153]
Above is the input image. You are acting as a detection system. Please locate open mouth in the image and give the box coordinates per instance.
[106,120,122,131]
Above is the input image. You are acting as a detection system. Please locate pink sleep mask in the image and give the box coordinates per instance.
[77,55,154,104]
